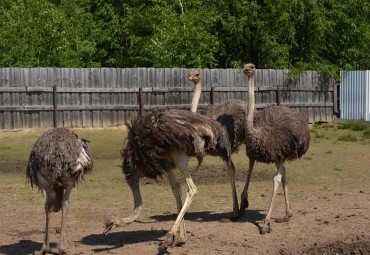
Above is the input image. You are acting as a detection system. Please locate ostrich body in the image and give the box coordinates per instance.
[240,63,310,234]
[104,109,236,249]
[26,128,93,254]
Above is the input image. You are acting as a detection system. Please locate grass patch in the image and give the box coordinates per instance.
[304,156,312,160]
[337,134,357,142]
[310,129,318,134]
[321,124,334,129]
[334,167,343,171]
[337,122,369,131]
[364,128,370,139]
[326,150,332,154]
[315,133,325,139]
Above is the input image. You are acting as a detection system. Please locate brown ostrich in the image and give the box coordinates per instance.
[103,109,235,249]
[240,63,310,234]
[26,128,93,254]
[188,70,247,154]
[188,70,247,219]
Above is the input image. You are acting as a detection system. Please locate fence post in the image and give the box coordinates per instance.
[139,87,144,116]
[210,87,215,105]
[333,80,339,116]
[276,87,281,106]
[53,85,58,128]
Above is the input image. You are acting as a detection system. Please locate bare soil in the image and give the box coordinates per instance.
[0,192,369,254]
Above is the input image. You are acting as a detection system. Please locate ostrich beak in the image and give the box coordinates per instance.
[103,223,115,235]
[243,68,254,76]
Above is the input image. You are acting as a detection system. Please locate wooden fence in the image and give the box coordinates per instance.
[0,68,337,130]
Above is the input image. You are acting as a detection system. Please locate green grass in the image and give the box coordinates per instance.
[338,134,357,142]
[315,132,325,139]
[364,127,370,139]
[337,122,369,131]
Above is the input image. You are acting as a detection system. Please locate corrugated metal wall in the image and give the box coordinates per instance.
[340,71,370,121]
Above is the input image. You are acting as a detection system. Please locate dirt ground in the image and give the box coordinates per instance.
[0,126,369,254]
[0,194,369,255]
[1,166,369,255]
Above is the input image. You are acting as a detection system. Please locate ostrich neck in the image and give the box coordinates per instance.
[190,81,202,113]
[118,183,142,226]
[246,74,256,134]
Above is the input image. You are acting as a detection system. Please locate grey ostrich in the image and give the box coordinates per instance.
[26,128,93,254]
[240,63,310,234]
[103,109,234,249]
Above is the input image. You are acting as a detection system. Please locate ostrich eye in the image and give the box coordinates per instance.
[195,73,199,76]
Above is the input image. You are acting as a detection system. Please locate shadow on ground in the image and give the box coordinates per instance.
[150,209,265,223]
[80,230,166,253]
[0,240,58,255]
[150,209,266,233]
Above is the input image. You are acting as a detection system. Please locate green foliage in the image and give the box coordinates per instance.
[0,0,369,70]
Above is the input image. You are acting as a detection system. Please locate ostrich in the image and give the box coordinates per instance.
[240,63,310,234]
[103,109,235,249]
[188,70,246,220]
[188,70,247,155]
[26,128,93,254]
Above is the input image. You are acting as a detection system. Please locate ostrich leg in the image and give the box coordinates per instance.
[58,187,72,254]
[221,159,239,221]
[275,164,293,223]
[167,171,186,245]
[261,163,285,234]
[34,195,52,255]
[160,153,197,249]
[239,159,255,216]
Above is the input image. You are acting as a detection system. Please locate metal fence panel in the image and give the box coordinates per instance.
[340,71,370,121]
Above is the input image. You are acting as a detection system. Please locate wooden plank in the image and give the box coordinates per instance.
[0,112,4,129]
[0,69,4,129]
[2,68,12,129]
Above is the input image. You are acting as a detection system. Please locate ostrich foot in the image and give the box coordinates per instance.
[34,245,50,255]
[58,246,68,254]
[239,199,249,217]
[175,237,186,247]
[261,219,272,234]
[275,213,292,223]
[159,231,177,250]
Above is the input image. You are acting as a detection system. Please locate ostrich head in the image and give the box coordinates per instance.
[188,70,201,84]
[103,215,126,235]
[243,63,256,77]
[188,70,202,113]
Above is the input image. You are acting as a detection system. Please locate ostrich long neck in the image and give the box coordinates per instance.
[246,74,255,133]
[117,183,142,226]
[190,80,202,113]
